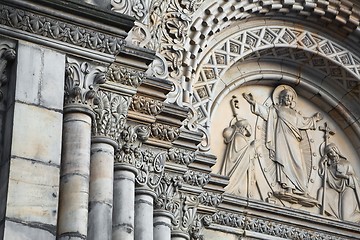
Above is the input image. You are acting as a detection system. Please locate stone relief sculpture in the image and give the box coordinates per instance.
[243,85,322,199]
[217,96,269,199]
[318,142,360,222]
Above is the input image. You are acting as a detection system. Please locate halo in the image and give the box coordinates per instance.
[272,85,297,106]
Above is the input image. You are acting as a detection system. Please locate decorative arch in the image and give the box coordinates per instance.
[186,21,360,153]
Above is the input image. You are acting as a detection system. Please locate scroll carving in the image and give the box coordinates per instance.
[64,58,106,106]
[135,149,166,189]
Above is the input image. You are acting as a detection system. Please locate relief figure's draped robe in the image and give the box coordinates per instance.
[319,159,360,222]
[252,103,316,193]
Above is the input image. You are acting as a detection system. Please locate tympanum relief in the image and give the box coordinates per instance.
[212,85,360,223]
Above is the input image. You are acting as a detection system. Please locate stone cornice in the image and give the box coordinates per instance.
[0,3,127,56]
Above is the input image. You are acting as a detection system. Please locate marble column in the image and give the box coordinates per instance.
[57,105,94,240]
[88,137,117,240]
[153,210,173,240]
[113,164,138,240]
[135,188,156,240]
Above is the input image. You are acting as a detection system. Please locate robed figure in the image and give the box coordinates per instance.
[243,85,322,195]
[318,143,360,222]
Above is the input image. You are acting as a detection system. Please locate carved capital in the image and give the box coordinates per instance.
[64,58,106,107]
[115,124,150,166]
[150,123,180,142]
[154,173,183,214]
[0,45,16,102]
[106,64,146,88]
[92,90,131,141]
[130,95,164,116]
[172,193,199,235]
[135,149,166,189]
[183,170,210,187]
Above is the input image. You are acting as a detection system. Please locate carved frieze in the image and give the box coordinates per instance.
[198,191,223,207]
[0,44,16,102]
[92,90,131,140]
[111,0,147,22]
[106,64,146,88]
[130,95,164,116]
[166,148,195,166]
[150,122,180,142]
[64,58,107,107]
[0,4,126,55]
[183,170,210,187]
[209,211,345,240]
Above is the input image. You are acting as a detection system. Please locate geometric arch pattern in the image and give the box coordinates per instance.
[192,25,360,126]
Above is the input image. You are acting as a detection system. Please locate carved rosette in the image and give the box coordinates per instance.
[167,148,195,165]
[183,170,210,187]
[115,124,150,166]
[130,95,164,116]
[0,44,16,102]
[150,123,180,142]
[107,64,146,88]
[111,0,147,22]
[92,90,131,140]
[64,58,106,107]
[135,149,167,189]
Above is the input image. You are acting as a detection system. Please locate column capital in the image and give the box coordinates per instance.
[64,57,106,108]
[0,44,16,102]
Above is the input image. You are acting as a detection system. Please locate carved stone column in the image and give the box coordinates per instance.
[88,90,130,240]
[153,174,183,240]
[57,58,106,240]
[134,150,166,240]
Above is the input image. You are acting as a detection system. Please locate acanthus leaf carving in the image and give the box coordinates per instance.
[172,193,199,234]
[92,90,131,141]
[135,149,166,189]
[64,58,107,107]
[106,64,146,88]
[150,122,180,142]
[130,95,164,116]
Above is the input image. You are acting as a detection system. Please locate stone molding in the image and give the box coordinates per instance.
[0,4,127,56]
[207,211,349,240]
[150,122,181,142]
[183,170,210,187]
[198,191,223,207]
[166,148,196,166]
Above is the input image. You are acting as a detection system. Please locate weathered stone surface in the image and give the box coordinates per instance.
[6,157,59,225]
[11,102,63,165]
[15,42,65,110]
[4,220,55,240]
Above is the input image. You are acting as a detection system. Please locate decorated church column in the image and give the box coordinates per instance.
[57,57,106,240]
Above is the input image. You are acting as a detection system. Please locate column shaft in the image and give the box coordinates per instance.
[57,109,92,240]
[88,139,116,240]
[153,210,173,240]
[113,165,136,240]
[135,189,155,240]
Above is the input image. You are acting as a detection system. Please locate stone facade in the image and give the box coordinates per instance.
[0,0,360,240]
